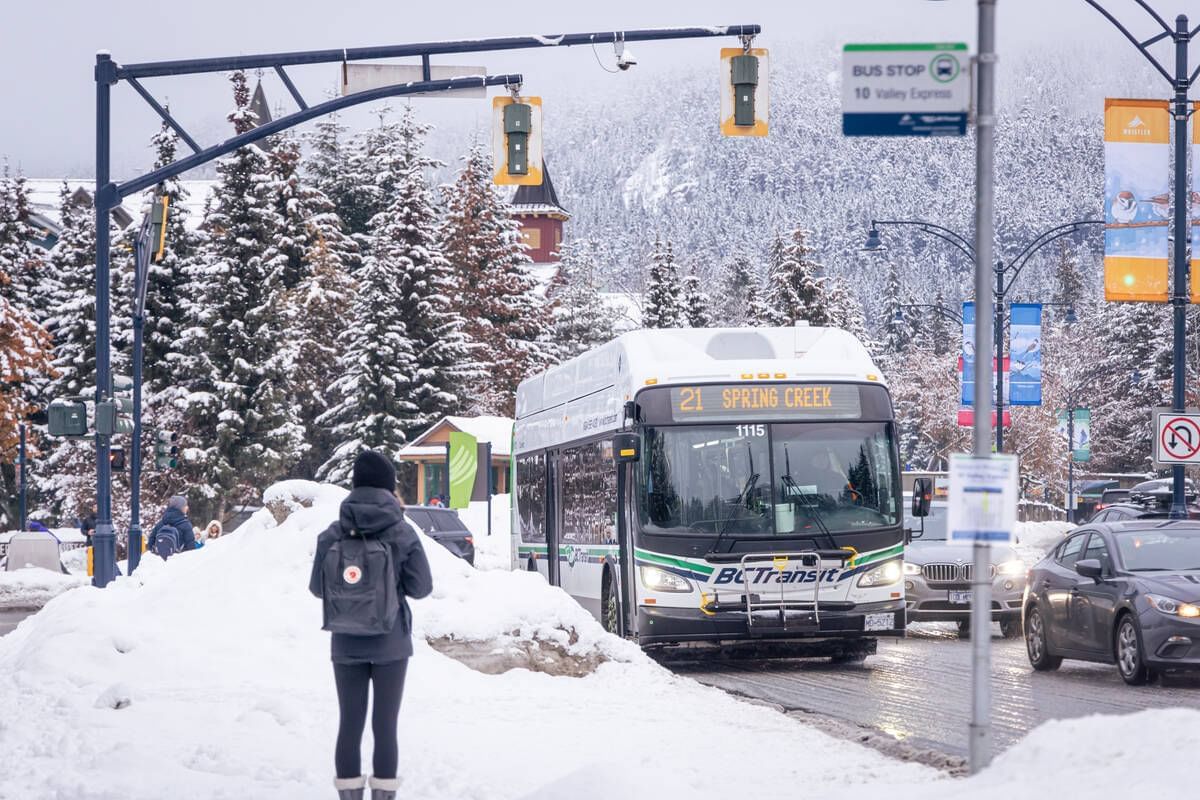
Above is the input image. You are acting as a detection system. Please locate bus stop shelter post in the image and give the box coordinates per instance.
[969,0,997,775]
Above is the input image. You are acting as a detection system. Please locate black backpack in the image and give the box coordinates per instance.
[319,526,399,636]
[154,524,181,560]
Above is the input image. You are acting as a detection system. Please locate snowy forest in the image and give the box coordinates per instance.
[0,43,1192,530]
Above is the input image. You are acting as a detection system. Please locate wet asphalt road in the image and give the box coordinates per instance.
[0,609,32,636]
[676,622,1200,758]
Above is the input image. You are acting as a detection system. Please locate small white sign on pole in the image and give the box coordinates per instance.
[341,63,488,98]
[948,454,1019,545]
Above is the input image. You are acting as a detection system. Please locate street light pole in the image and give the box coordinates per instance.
[995,262,1005,454]
[970,0,998,774]
[1067,405,1076,523]
[18,422,27,532]
[1170,14,1190,519]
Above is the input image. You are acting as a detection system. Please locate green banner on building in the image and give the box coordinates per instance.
[448,431,478,509]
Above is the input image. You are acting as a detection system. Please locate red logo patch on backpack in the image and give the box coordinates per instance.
[343,565,362,585]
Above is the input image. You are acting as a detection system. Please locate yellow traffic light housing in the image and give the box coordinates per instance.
[720,46,769,137]
[150,194,170,262]
[492,95,543,186]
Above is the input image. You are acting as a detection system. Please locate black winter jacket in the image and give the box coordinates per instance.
[148,507,195,553]
[309,487,433,664]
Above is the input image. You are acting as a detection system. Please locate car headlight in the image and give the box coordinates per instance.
[996,559,1025,577]
[903,562,921,576]
[858,560,903,588]
[639,565,693,593]
[1146,594,1200,618]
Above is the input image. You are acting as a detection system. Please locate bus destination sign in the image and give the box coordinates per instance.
[669,384,863,422]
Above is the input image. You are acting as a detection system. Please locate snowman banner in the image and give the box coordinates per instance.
[1104,98,1170,302]
[1008,303,1042,406]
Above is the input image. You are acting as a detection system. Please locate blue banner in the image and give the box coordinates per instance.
[1009,303,1042,406]
[960,302,975,406]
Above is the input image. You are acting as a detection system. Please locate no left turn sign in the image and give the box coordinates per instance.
[1154,410,1200,465]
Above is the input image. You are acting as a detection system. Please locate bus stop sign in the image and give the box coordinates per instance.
[842,43,970,137]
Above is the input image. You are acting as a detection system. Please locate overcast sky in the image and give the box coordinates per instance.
[2,0,1198,178]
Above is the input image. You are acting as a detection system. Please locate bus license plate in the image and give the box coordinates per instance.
[864,613,893,631]
[948,590,972,605]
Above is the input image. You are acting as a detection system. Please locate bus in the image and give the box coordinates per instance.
[511,324,905,660]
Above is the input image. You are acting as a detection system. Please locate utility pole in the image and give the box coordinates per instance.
[1067,406,1076,523]
[1082,2,1197,519]
[18,423,27,532]
[969,0,997,775]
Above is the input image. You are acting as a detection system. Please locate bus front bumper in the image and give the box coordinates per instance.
[635,599,906,649]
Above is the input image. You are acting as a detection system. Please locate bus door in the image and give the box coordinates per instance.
[545,450,561,587]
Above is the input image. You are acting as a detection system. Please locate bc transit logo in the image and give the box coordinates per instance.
[712,566,841,586]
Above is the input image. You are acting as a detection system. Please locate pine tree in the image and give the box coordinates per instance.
[174,71,305,519]
[547,238,615,358]
[757,225,827,326]
[643,238,686,328]
[440,144,556,415]
[1052,241,1085,321]
[879,261,916,356]
[718,256,756,326]
[0,169,55,323]
[682,270,713,328]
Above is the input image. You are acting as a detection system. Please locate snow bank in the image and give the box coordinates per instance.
[0,480,936,798]
[0,567,87,609]
[1015,520,1074,564]
[457,495,512,571]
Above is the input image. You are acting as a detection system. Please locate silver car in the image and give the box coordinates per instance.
[903,500,1027,637]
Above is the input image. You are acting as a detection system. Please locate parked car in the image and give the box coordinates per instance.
[1088,501,1200,523]
[404,505,475,565]
[1093,488,1130,512]
[1023,520,1200,685]
[903,498,1027,638]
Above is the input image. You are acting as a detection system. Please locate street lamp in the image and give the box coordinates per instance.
[1081,2,1196,519]
[866,219,1101,452]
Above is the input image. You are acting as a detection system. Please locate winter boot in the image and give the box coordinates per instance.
[369,775,400,800]
[334,775,366,800]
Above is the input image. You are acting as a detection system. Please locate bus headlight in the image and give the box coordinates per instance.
[857,560,903,588]
[639,566,694,593]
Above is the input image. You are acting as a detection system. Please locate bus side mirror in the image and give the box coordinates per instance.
[614,432,640,464]
[911,478,932,518]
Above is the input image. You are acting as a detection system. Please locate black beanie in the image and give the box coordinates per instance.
[352,451,396,492]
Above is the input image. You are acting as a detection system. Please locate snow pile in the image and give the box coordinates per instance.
[0,480,936,798]
[944,708,1200,798]
[262,479,348,524]
[1015,520,1074,564]
[0,567,87,609]
[456,495,512,571]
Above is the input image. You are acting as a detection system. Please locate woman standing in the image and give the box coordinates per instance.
[310,451,433,800]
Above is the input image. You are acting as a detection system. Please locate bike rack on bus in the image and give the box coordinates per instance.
[737,550,850,632]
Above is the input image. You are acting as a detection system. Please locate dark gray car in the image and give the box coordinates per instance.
[903,500,1027,637]
[1024,520,1200,685]
[404,506,475,566]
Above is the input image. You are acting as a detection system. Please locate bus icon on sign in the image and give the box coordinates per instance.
[931,54,960,83]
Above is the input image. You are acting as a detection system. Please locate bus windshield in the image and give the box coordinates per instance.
[638,422,899,537]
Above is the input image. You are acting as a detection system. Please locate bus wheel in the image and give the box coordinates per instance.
[601,571,622,635]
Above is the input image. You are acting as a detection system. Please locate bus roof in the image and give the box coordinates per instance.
[516,324,883,422]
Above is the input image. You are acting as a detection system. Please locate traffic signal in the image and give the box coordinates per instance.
[720,46,769,137]
[155,430,178,470]
[109,447,126,471]
[492,95,543,186]
[47,399,88,437]
[149,194,170,262]
[96,376,134,435]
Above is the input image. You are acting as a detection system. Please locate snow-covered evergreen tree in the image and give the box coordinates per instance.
[0,169,55,324]
[681,270,713,328]
[643,238,686,328]
[440,144,555,415]
[547,238,615,358]
[1052,241,1085,321]
[305,112,371,266]
[879,261,916,356]
[174,71,305,519]
[756,226,826,326]
[717,255,756,326]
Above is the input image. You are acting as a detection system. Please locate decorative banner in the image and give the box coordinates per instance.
[1192,102,1200,302]
[1104,98,1170,302]
[447,431,479,510]
[470,442,492,503]
[959,303,1010,408]
[1008,303,1042,406]
[1056,409,1092,462]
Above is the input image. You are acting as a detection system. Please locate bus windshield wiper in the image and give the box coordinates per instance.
[711,445,758,555]
[782,444,838,551]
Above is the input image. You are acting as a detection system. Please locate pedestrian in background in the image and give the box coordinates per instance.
[205,519,223,541]
[79,505,96,545]
[147,496,196,560]
[309,451,432,800]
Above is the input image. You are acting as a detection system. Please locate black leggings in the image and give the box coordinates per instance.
[332,659,409,779]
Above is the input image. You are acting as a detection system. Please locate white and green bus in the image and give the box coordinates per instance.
[512,324,905,659]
